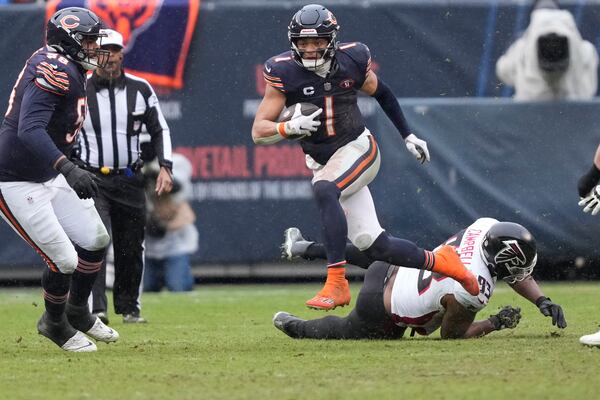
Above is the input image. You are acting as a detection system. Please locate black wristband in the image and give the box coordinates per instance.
[578,164,600,197]
[587,164,600,181]
[55,158,76,175]
[535,296,549,307]
[54,157,70,171]
[159,159,173,172]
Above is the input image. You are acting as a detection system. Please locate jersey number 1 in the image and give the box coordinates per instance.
[324,96,336,136]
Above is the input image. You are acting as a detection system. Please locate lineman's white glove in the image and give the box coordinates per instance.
[279,104,322,139]
[579,185,600,215]
[404,133,430,164]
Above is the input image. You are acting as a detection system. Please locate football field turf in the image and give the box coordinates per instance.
[1,282,600,400]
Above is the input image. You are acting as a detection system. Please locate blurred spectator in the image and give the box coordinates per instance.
[496,0,598,101]
[143,152,198,292]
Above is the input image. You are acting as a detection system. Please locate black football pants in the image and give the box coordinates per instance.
[290,261,406,339]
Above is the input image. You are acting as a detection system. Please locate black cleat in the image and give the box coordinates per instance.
[272,311,304,338]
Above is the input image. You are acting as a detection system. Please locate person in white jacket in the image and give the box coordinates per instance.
[496,0,598,101]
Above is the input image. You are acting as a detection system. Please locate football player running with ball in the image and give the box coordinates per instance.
[274,218,567,339]
[252,4,478,310]
[0,7,118,351]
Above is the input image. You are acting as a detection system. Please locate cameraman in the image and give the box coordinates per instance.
[496,0,598,101]
[143,152,198,292]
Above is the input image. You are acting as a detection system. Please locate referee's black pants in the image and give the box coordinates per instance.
[290,261,406,339]
[91,173,146,316]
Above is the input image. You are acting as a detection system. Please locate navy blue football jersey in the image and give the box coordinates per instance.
[264,42,372,165]
[0,47,87,182]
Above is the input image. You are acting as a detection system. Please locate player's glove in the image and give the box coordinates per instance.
[578,185,600,215]
[280,104,322,139]
[404,133,430,164]
[536,296,567,329]
[56,158,99,199]
[488,305,521,330]
[578,164,600,198]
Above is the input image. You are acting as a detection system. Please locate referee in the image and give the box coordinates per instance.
[76,29,173,324]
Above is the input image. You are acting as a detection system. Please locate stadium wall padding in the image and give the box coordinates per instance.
[0,2,598,279]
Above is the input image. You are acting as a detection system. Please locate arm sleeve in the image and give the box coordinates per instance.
[17,81,64,167]
[144,83,173,171]
[371,79,411,139]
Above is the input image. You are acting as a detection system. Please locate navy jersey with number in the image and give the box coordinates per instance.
[264,42,372,165]
[0,47,87,182]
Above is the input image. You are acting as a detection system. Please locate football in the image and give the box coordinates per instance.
[278,102,321,122]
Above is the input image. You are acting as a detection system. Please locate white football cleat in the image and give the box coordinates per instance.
[281,227,314,260]
[85,317,120,343]
[580,330,600,346]
[61,331,97,352]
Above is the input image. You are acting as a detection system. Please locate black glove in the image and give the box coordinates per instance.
[56,158,99,199]
[536,296,567,329]
[489,306,521,330]
[578,164,600,198]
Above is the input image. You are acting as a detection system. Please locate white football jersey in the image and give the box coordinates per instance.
[390,218,498,336]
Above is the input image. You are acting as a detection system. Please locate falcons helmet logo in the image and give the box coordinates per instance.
[494,240,527,266]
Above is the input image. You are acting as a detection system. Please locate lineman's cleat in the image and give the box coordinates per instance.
[273,311,304,338]
[305,278,351,311]
[432,245,480,296]
[93,311,109,325]
[86,317,119,343]
[281,227,314,260]
[60,331,97,352]
[67,303,119,343]
[37,312,96,352]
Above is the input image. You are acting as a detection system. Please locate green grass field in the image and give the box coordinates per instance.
[1,282,600,400]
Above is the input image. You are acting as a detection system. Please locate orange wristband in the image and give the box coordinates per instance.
[277,122,288,138]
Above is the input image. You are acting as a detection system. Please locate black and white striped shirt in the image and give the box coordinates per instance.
[78,72,172,171]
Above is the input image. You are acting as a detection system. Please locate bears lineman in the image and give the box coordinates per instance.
[252,4,478,310]
[0,7,119,351]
